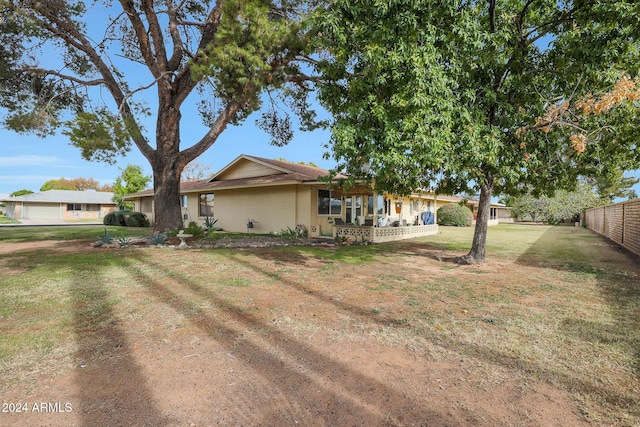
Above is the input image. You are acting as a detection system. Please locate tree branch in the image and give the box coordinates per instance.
[142,0,170,76]
[178,98,248,167]
[488,0,496,33]
[39,2,157,159]
[24,68,105,87]
[173,0,223,105]
[166,0,185,71]
[523,3,584,43]
[119,0,159,77]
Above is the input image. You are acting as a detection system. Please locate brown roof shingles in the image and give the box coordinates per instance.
[123,155,336,199]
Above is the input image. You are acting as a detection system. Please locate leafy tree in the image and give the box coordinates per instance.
[40,179,74,191]
[542,184,600,224]
[112,164,151,210]
[40,177,112,192]
[314,0,640,263]
[0,0,320,231]
[275,157,318,167]
[508,193,548,223]
[586,171,639,203]
[9,189,33,197]
[510,182,601,224]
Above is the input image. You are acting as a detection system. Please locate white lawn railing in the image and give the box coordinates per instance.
[334,224,439,243]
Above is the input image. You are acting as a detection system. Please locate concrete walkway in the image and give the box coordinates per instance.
[0,219,104,227]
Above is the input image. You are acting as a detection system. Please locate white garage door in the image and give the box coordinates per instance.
[23,203,61,219]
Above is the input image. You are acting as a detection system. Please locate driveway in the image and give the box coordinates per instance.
[0,219,103,227]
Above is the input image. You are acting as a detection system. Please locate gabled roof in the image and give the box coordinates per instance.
[209,154,338,183]
[1,190,115,204]
[124,154,342,199]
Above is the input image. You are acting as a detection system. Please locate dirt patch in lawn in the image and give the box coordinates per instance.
[1,229,636,426]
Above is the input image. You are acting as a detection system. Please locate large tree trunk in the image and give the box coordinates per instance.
[459,175,494,264]
[152,161,183,232]
[150,105,185,232]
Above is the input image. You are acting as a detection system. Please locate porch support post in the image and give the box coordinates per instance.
[373,191,379,227]
[434,194,438,224]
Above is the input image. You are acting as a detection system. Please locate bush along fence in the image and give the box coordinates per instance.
[584,198,640,257]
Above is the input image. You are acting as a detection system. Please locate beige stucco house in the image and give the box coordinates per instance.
[2,190,116,221]
[124,155,510,242]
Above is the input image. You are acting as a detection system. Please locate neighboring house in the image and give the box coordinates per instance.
[2,190,117,221]
[124,154,511,242]
[453,198,513,225]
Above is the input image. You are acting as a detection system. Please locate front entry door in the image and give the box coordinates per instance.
[345,196,363,224]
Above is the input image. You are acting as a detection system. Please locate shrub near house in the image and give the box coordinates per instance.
[103,211,150,227]
[437,204,473,227]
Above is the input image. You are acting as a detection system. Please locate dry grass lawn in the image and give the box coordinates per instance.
[0,224,638,426]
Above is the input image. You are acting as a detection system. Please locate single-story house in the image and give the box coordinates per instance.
[124,155,511,242]
[448,197,512,225]
[2,190,117,221]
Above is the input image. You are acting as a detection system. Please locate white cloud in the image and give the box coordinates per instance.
[0,174,59,184]
[0,155,64,167]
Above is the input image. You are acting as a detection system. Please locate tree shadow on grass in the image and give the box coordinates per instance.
[65,253,174,426]
[515,226,640,416]
[220,238,638,421]
[0,248,171,426]
[125,257,455,426]
[516,226,640,370]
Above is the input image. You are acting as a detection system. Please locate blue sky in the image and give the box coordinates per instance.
[0,105,335,196]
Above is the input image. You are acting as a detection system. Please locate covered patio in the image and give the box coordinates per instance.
[321,187,440,243]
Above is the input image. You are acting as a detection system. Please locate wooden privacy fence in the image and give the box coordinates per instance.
[584,199,640,257]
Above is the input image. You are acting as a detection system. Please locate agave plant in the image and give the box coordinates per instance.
[203,216,218,232]
[117,236,132,248]
[150,232,168,245]
[98,228,113,244]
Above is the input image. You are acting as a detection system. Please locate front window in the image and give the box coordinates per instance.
[367,195,384,216]
[199,193,214,217]
[384,198,391,215]
[181,195,188,208]
[141,197,153,213]
[66,203,81,211]
[317,189,341,216]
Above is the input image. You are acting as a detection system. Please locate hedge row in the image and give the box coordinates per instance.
[436,204,473,227]
[103,211,150,227]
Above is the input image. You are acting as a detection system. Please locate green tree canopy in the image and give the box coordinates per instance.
[40,177,112,192]
[9,189,33,197]
[112,164,151,209]
[313,0,640,263]
[586,170,639,203]
[0,0,321,231]
[510,182,601,224]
